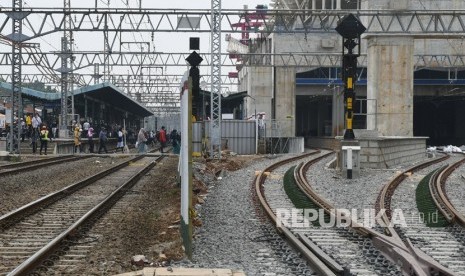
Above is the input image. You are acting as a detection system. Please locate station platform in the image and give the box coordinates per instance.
[114,268,245,276]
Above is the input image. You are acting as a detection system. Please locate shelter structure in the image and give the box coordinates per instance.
[0,82,153,137]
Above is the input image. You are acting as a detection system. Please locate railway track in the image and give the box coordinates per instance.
[0,154,164,275]
[0,155,92,177]
[434,157,465,227]
[255,150,462,275]
[379,153,465,275]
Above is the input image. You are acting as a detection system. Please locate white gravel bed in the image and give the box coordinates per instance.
[175,153,319,276]
[305,154,427,222]
[445,156,465,216]
[390,154,465,275]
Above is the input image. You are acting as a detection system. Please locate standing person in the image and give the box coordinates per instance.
[39,124,51,155]
[32,112,42,132]
[158,126,167,153]
[74,126,82,153]
[51,120,58,138]
[31,126,39,154]
[115,127,125,153]
[98,127,108,154]
[171,129,180,154]
[25,114,32,138]
[82,120,90,139]
[87,125,95,153]
[137,128,147,154]
[20,118,26,142]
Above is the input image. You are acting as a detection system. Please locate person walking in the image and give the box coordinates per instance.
[158,126,167,153]
[115,127,125,153]
[74,126,82,153]
[98,127,108,154]
[137,128,147,154]
[39,125,51,155]
[87,125,95,153]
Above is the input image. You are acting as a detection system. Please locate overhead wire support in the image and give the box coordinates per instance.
[210,0,222,158]
[59,0,74,138]
[8,0,27,154]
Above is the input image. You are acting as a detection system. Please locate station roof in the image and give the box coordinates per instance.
[0,82,153,117]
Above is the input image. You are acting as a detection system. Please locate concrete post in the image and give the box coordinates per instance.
[274,67,296,137]
[366,36,414,136]
[247,66,273,130]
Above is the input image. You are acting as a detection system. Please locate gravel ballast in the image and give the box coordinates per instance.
[175,154,318,275]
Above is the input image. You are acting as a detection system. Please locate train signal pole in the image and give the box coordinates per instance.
[336,14,366,140]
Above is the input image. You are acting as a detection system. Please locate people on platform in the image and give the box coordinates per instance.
[98,127,108,154]
[158,126,167,153]
[137,128,147,154]
[39,124,51,155]
[116,127,125,153]
[74,126,82,153]
[87,125,95,153]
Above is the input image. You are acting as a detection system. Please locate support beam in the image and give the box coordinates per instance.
[210,0,222,158]
[274,67,296,137]
[367,36,414,136]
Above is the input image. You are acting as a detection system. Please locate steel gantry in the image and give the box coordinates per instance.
[58,0,74,137]
[3,5,465,144]
[5,0,28,153]
[3,9,465,38]
[210,0,222,158]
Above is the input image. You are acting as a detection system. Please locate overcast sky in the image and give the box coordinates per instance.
[0,0,271,90]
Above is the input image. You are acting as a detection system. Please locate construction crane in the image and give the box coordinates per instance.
[226,5,268,78]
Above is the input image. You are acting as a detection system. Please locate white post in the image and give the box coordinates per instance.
[346,148,353,179]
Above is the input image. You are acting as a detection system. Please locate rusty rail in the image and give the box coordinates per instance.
[253,151,337,276]
[435,157,465,227]
[296,153,456,276]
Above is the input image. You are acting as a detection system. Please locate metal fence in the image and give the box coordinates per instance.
[193,120,256,155]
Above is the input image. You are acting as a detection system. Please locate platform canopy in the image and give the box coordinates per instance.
[0,82,153,118]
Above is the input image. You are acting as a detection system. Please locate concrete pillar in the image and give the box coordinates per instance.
[274,67,296,137]
[247,66,273,123]
[366,36,414,136]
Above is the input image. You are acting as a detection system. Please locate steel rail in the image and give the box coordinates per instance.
[0,154,145,230]
[376,154,450,224]
[253,150,336,276]
[435,157,465,227]
[0,155,90,177]
[368,153,456,276]
[294,155,371,237]
[296,153,457,276]
[7,155,163,275]
[429,165,454,222]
